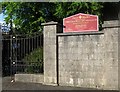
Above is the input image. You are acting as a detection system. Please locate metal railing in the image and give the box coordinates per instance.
[2,32,43,76]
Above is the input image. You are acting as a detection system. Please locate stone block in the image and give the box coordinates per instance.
[15,74,44,83]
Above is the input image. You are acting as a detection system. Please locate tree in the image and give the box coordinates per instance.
[0,3,2,14]
[2,2,46,34]
[2,2,104,34]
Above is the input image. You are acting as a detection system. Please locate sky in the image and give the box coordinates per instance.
[0,13,10,32]
[0,13,5,24]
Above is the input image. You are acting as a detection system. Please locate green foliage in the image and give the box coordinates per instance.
[2,2,104,34]
[0,3,2,14]
[23,47,43,73]
[2,2,46,34]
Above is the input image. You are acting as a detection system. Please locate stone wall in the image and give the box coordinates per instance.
[42,20,120,90]
[57,29,118,90]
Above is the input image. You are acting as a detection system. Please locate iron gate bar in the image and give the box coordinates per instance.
[2,32,43,77]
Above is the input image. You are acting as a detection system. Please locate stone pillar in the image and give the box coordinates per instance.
[103,20,119,90]
[41,21,61,85]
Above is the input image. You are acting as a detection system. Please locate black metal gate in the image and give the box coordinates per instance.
[2,32,43,77]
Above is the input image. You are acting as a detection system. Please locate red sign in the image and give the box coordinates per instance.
[63,13,98,32]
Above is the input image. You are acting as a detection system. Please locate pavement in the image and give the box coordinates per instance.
[2,77,119,92]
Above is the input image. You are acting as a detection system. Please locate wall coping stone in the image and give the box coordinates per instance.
[57,31,104,36]
[102,20,120,28]
[41,21,63,27]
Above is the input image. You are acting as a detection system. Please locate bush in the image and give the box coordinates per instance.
[23,47,43,73]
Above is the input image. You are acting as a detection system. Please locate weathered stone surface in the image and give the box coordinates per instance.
[42,22,58,85]
[42,20,119,90]
[15,74,44,83]
[58,26,119,90]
